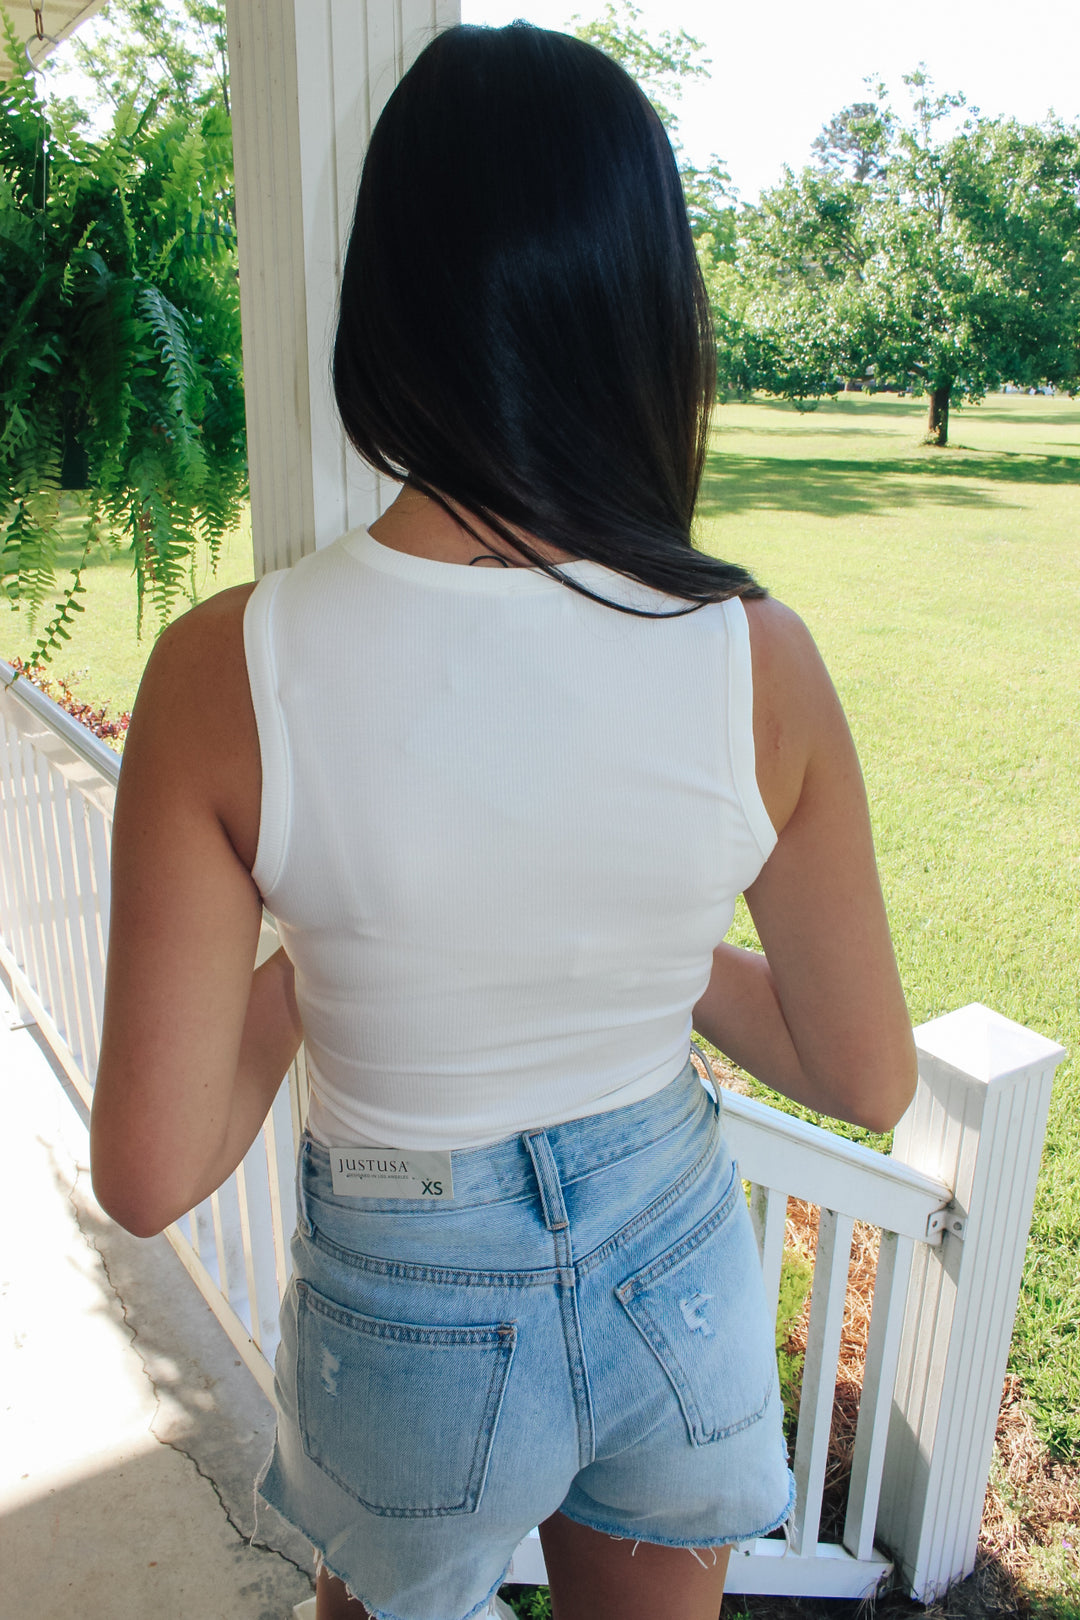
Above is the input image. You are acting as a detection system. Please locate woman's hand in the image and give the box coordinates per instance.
[90,584,302,1237]
[693,599,917,1132]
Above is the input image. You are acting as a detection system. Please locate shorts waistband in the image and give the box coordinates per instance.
[298,1051,721,1214]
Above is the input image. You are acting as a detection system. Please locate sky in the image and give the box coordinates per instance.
[40,0,1080,203]
[463,0,1080,200]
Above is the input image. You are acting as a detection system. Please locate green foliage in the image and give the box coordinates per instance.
[47,0,229,122]
[499,1586,552,1618]
[728,74,1080,441]
[0,13,245,656]
[775,1247,813,1437]
[0,503,253,718]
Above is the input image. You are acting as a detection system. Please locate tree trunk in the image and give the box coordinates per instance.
[925,383,951,446]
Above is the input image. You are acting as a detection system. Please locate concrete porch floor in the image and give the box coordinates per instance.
[0,971,316,1620]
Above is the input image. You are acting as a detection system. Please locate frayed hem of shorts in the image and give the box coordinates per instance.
[252,1477,512,1620]
[555,1469,797,1555]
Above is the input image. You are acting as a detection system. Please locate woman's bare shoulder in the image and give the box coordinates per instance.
[126,581,261,869]
[150,580,257,662]
[742,595,850,838]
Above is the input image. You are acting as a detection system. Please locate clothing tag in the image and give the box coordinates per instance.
[329,1148,454,1200]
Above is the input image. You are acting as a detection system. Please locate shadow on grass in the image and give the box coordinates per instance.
[713,424,924,440]
[960,409,1080,429]
[719,396,1080,430]
[700,451,1080,520]
[730,395,926,420]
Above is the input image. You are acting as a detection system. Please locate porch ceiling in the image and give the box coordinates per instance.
[1,1,107,78]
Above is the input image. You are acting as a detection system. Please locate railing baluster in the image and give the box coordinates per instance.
[209,1188,234,1310]
[270,1070,301,1269]
[239,1133,287,1359]
[43,768,93,1076]
[9,732,52,1020]
[0,720,19,930]
[68,796,105,1066]
[844,1230,915,1561]
[85,801,112,956]
[749,1182,788,1325]
[0,717,31,992]
[191,1195,216,1278]
[35,755,80,1060]
[213,1173,253,1334]
[20,748,56,1023]
[85,801,112,1047]
[790,1208,856,1556]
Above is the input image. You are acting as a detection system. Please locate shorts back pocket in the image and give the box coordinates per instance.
[295,1279,516,1517]
[615,1167,777,1446]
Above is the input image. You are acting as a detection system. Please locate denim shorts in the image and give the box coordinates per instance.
[256,1058,795,1620]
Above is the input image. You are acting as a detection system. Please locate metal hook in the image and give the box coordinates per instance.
[24,31,62,75]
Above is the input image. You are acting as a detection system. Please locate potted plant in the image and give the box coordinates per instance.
[0,14,246,664]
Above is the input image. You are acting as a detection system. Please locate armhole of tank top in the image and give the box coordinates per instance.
[724,597,779,864]
[243,569,292,901]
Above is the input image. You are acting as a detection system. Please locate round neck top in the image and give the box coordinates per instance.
[342,529,662,602]
[244,528,776,1151]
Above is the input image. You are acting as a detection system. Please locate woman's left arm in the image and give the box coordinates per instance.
[90,585,303,1237]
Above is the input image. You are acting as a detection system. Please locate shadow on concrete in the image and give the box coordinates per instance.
[63,1159,313,1577]
[0,1444,312,1620]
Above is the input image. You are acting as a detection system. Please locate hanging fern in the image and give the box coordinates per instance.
[0,13,247,660]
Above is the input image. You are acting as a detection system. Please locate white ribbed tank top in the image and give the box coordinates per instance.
[243,530,776,1150]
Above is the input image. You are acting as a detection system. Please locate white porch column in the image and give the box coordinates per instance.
[876,1004,1066,1601]
[225,0,459,577]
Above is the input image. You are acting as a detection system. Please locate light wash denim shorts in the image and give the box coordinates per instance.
[256,1058,795,1620]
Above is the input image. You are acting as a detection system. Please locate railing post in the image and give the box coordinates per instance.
[875,1004,1065,1601]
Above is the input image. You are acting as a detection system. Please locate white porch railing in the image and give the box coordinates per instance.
[0,658,1065,1605]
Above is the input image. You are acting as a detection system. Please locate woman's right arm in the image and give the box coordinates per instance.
[692,597,917,1132]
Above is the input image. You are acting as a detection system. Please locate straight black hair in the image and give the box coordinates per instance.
[333,22,764,612]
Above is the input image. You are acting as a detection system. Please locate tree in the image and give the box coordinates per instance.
[811,94,893,185]
[0,20,245,659]
[736,76,1080,443]
[45,0,229,122]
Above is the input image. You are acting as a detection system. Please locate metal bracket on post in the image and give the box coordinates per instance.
[925,1203,967,1243]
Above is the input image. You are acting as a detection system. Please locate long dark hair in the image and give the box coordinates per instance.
[333,22,763,612]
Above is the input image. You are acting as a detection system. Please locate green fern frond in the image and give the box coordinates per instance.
[136,283,199,418]
[24,561,90,669]
[161,130,204,227]
[0,449,64,622]
[149,224,186,281]
[59,221,96,299]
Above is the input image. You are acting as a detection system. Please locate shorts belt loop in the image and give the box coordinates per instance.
[523,1130,569,1233]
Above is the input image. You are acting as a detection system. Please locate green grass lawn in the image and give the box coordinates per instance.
[2,392,1077,1471]
[0,507,256,718]
[697,390,1080,1463]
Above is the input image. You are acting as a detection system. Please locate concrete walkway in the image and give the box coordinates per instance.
[0,973,315,1620]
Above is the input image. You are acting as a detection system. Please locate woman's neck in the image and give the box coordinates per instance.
[368,485,577,567]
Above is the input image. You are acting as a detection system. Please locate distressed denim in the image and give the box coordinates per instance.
[256,1058,794,1620]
